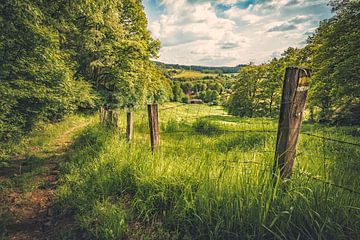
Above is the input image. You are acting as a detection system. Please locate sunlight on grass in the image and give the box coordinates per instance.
[57,103,360,239]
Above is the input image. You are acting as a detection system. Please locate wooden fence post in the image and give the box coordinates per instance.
[100,107,118,128]
[126,112,133,142]
[112,110,118,128]
[99,106,105,125]
[274,67,311,179]
[147,104,160,151]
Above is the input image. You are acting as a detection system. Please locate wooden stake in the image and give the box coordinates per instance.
[274,67,311,178]
[99,106,105,125]
[147,104,160,151]
[126,112,133,142]
[112,110,118,128]
[106,110,113,127]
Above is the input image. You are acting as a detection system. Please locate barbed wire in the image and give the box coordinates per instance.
[159,103,188,111]
[301,132,360,147]
[298,170,360,195]
[118,103,359,197]
[160,129,277,134]
[127,127,359,148]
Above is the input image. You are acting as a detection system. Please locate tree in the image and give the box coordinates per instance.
[181,95,190,104]
[172,82,184,102]
[208,82,224,94]
[308,0,360,124]
[227,65,268,117]
[0,0,93,148]
[180,82,193,95]
[192,82,206,93]
[53,0,169,127]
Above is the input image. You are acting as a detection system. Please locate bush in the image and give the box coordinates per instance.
[192,119,221,135]
[181,95,190,104]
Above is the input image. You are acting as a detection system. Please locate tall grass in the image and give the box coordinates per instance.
[57,103,360,239]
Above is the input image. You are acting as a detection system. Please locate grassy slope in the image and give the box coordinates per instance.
[57,103,360,239]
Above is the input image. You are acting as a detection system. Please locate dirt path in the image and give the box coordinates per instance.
[1,122,89,240]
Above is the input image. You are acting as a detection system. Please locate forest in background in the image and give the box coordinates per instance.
[155,61,244,74]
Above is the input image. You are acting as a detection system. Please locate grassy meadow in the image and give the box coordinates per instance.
[172,70,220,79]
[52,103,360,239]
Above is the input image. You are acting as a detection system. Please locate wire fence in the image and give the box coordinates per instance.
[151,103,360,195]
[113,102,360,195]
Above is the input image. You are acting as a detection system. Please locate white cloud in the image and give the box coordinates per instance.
[144,0,332,66]
[218,0,237,5]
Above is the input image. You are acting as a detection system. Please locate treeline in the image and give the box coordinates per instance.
[172,80,232,105]
[227,1,360,124]
[0,0,169,154]
[155,61,244,74]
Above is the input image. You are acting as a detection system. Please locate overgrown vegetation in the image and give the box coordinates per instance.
[0,1,95,157]
[1,0,359,239]
[57,104,360,239]
[0,0,169,159]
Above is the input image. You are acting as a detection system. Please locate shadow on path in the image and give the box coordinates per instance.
[0,123,89,240]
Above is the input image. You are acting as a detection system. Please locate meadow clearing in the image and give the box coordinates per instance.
[53,103,360,239]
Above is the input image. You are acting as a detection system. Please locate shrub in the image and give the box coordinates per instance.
[192,119,221,135]
[181,95,190,104]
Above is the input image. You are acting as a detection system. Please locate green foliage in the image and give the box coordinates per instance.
[180,82,193,94]
[308,1,360,124]
[181,95,190,104]
[0,0,170,151]
[59,0,168,110]
[227,64,279,117]
[0,0,94,152]
[171,82,184,102]
[227,48,307,118]
[198,89,220,104]
[155,61,244,73]
[228,2,359,124]
[208,82,224,94]
[192,82,207,93]
[224,50,293,117]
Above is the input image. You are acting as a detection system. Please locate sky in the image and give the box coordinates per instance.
[142,0,333,66]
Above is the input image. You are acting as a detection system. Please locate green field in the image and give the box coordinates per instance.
[172,70,219,79]
[53,103,360,239]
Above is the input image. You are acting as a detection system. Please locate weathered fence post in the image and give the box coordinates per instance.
[112,110,118,128]
[99,106,105,125]
[126,112,133,142]
[147,104,160,151]
[106,110,116,127]
[274,67,311,179]
[99,107,118,128]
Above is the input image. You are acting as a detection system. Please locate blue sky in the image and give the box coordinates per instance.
[143,0,332,66]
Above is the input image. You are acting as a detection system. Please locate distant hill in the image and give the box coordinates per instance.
[154,61,245,74]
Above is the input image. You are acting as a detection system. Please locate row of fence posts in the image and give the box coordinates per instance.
[99,104,160,151]
[99,67,311,179]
